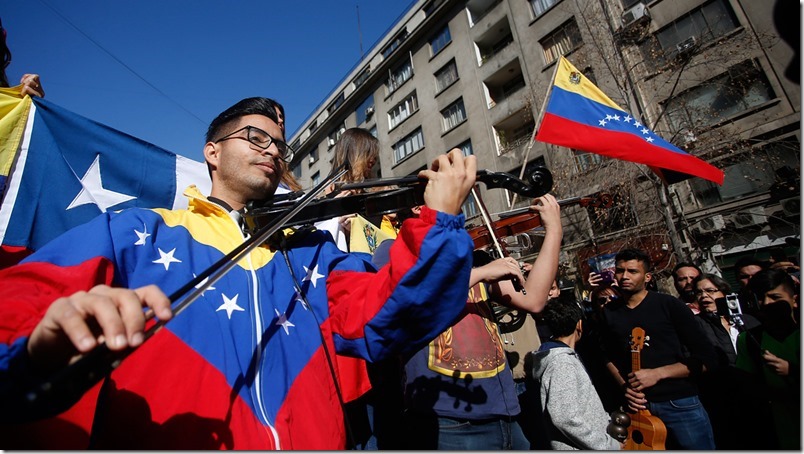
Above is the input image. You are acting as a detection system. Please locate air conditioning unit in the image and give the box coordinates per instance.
[693,214,725,235]
[365,105,375,117]
[309,155,317,164]
[676,36,697,55]
[622,3,650,28]
[327,138,336,147]
[731,206,766,229]
[780,196,801,217]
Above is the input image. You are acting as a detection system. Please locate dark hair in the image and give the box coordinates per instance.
[748,268,798,298]
[205,97,281,143]
[1,17,11,88]
[542,299,584,338]
[692,273,731,295]
[673,262,701,277]
[733,256,765,278]
[615,248,652,271]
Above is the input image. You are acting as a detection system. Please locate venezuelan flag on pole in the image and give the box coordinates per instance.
[535,56,724,185]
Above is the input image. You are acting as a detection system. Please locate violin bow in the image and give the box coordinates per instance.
[16,164,350,419]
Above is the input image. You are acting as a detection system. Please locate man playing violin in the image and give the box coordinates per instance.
[0,97,479,449]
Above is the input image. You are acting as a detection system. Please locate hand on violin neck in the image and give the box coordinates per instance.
[418,149,476,215]
[470,257,525,287]
[529,194,562,234]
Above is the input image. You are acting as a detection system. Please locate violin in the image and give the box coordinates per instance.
[16,167,554,420]
[467,193,613,252]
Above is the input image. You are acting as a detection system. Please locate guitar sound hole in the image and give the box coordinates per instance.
[632,430,644,444]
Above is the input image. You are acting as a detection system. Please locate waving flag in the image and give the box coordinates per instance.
[535,56,724,185]
[0,92,211,267]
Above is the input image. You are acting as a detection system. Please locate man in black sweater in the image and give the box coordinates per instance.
[601,248,717,449]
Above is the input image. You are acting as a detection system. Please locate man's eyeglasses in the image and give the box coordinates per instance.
[694,288,721,297]
[215,125,295,163]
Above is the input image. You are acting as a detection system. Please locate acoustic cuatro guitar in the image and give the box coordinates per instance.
[624,327,668,450]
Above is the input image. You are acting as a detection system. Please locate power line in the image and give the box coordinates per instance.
[37,0,207,126]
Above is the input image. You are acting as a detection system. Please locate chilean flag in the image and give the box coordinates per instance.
[0,91,211,268]
[535,56,724,185]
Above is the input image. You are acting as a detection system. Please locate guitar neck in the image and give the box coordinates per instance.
[631,349,641,373]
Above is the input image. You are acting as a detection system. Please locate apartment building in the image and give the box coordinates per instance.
[288,0,800,291]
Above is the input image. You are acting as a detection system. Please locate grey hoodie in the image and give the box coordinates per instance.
[532,342,622,450]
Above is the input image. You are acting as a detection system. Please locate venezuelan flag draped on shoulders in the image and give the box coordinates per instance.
[535,56,724,185]
[0,88,211,267]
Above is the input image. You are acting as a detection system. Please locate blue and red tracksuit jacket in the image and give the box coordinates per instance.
[0,186,472,449]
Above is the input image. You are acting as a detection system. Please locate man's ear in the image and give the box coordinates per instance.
[204,142,220,170]
[645,272,652,283]
[576,319,583,335]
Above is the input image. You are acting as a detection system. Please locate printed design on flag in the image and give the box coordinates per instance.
[67,154,136,212]
[535,56,725,185]
[427,282,506,379]
[349,214,393,254]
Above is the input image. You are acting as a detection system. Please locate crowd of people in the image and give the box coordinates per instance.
[0,17,799,450]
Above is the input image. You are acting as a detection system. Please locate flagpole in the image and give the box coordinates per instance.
[510,58,561,208]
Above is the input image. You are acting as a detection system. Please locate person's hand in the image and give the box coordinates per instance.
[419,149,476,215]
[27,284,172,374]
[628,369,661,390]
[588,272,603,289]
[477,257,525,285]
[623,384,648,412]
[763,350,790,376]
[529,194,561,233]
[19,73,44,98]
[339,213,356,233]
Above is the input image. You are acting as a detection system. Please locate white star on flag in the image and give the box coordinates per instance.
[217,293,244,319]
[275,308,295,335]
[134,223,151,246]
[633,121,642,128]
[66,154,136,212]
[646,137,655,143]
[303,265,324,288]
[641,128,650,135]
[624,115,632,123]
[293,291,309,310]
[153,247,181,271]
[598,119,607,126]
[612,114,620,121]
[193,273,216,295]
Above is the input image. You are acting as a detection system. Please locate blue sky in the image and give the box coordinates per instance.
[2,1,415,162]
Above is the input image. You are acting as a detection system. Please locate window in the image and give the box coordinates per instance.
[386,59,413,95]
[435,60,459,93]
[327,92,345,115]
[540,19,582,65]
[641,0,739,66]
[292,165,301,179]
[308,148,318,165]
[430,25,452,56]
[462,198,479,218]
[353,67,371,89]
[393,127,424,163]
[529,0,560,18]
[573,149,603,172]
[369,125,377,137]
[441,98,467,132]
[388,91,419,129]
[382,29,409,59]
[327,124,346,148]
[311,171,320,186]
[664,60,775,131]
[457,139,474,156]
[356,94,375,125]
[308,120,318,134]
[291,139,301,152]
[691,137,800,206]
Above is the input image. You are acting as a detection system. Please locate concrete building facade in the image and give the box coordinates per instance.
[288,0,800,293]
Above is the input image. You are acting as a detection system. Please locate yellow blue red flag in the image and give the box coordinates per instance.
[535,57,724,185]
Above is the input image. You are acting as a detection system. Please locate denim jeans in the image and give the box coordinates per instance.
[435,416,529,450]
[648,395,716,450]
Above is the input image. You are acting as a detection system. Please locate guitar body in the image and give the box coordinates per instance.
[624,327,668,450]
[625,410,667,450]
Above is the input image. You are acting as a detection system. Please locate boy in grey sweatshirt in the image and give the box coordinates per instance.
[532,299,622,450]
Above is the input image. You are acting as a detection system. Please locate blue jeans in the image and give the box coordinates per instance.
[436,416,529,450]
[648,395,716,450]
